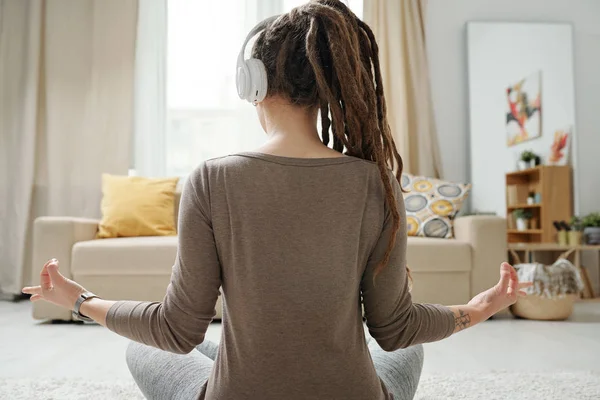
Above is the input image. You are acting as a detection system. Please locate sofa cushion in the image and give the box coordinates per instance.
[97,174,179,239]
[71,236,470,276]
[72,236,178,276]
[401,173,471,239]
[406,237,471,273]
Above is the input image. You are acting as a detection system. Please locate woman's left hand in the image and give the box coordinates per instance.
[467,262,532,319]
[22,259,87,311]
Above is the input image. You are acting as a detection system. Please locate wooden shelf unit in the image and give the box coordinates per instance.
[505,166,572,243]
[507,229,543,234]
[506,203,542,210]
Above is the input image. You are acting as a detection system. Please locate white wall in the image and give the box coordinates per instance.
[426,0,600,215]
[467,22,576,216]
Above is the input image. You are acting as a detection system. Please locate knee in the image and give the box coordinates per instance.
[393,344,424,375]
[195,339,219,361]
[397,345,424,395]
[412,344,424,360]
[125,341,149,374]
[411,344,424,370]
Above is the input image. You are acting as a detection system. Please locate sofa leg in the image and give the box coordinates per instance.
[0,293,29,301]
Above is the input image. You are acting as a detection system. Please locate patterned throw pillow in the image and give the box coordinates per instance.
[400,174,471,239]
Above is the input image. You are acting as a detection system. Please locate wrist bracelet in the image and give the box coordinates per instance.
[72,291,99,322]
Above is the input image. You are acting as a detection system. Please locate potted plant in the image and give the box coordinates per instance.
[569,216,584,246]
[571,216,584,231]
[519,150,538,169]
[513,209,532,231]
[582,212,600,245]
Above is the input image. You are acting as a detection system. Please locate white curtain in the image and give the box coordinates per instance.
[364,0,442,177]
[0,0,43,296]
[0,0,137,295]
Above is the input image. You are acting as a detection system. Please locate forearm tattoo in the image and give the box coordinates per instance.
[454,309,471,331]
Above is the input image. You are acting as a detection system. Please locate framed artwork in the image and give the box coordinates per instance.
[547,126,571,165]
[506,71,542,147]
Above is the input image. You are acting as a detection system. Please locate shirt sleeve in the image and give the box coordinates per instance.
[106,162,222,354]
[360,173,455,351]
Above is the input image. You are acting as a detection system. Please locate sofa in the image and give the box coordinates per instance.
[408,216,506,304]
[31,191,506,321]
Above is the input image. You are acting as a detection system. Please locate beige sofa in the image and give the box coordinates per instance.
[31,193,506,321]
[408,216,506,304]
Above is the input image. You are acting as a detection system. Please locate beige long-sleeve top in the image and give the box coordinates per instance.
[106,152,455,400]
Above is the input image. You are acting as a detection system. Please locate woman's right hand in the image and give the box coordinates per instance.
[22,259,87,311]
[468,262,532,319]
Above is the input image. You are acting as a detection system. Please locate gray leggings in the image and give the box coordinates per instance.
[126,337,423,400]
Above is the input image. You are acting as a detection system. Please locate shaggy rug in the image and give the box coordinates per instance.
[1,371,598,399]
[416,371,600,399]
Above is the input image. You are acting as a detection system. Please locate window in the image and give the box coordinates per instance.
[164,0,363,176]
[282,0,363,17]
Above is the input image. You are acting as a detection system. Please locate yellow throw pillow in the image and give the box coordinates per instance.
[401,174,471,239]
[97,174,179,239]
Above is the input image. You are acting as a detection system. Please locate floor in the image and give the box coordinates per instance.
[1,300,599,381]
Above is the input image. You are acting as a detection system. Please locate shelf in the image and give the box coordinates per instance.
[507,203,542,209]
[506,167,541,177]
[505,165,572,244]
[508,243,600,250]
[507,229,543,234]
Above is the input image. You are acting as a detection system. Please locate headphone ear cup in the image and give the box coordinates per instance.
[236,61,251,101]
[246,58,268,103]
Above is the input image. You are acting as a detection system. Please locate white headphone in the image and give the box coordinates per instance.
[236,15,280,104]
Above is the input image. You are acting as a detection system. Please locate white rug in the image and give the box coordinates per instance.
[0,378,144,400]
[416,371,600,400]
[1,371,598,399]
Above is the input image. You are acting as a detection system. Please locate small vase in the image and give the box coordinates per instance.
[558,231,568,246]
[527,197,534,205]
[529,160,537,168]
[516,218,528,231]
[584,227,600,245]
[568,231,582,246]
[530,218,538,230]
[517,161,528,171]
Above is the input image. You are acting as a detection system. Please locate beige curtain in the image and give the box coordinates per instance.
[0,0,43,296]
[364,0,442,178]
[0,0,137,295]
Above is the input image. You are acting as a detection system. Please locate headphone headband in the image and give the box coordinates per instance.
[237,15,281,67]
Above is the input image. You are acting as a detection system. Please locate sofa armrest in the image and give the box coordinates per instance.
[31,217,99,320]
[454,216,507,297]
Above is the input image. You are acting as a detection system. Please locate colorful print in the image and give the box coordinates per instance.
[430,199,454,217]
[407,216,420,236]
[506,71,542,147]
[547,127,571,165]
[401,174,471,239]
[405,194,428,213]
[412,180,433,193]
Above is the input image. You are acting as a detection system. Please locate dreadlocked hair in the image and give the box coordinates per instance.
[252,0,405,279]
